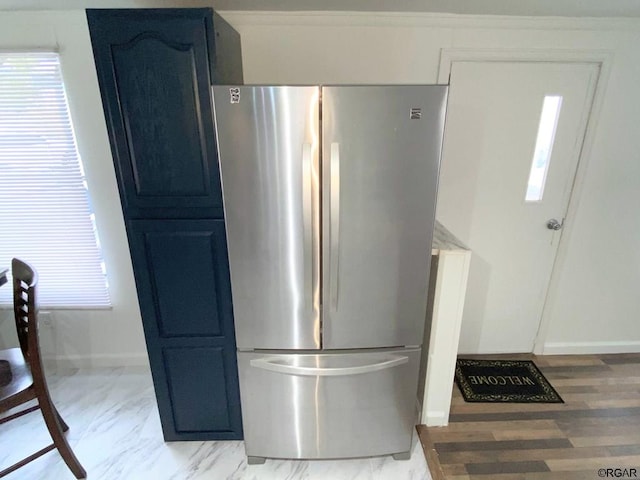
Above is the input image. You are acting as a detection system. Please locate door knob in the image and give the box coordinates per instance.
[547,219,563,231]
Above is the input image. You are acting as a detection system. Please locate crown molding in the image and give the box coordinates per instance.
[219,10,640,32]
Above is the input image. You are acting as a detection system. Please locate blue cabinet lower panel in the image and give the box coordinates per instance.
[149,343,242,440]
[164,347,234,434]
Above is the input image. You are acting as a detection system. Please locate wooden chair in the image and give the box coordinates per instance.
[0,259,86,478]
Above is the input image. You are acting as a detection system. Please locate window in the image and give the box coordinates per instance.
[0,52,110,308]
[525,95,563,203]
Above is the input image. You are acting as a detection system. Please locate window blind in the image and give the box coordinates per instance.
[0,52,111,308]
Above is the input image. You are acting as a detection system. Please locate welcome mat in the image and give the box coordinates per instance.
[454,359,563,403]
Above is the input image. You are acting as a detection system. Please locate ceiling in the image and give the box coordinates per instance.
[2,0,640,17]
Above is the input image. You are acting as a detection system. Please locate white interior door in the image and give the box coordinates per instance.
[438,61,598,354]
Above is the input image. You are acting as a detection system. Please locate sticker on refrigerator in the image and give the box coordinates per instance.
[410,108,422,120]
[230,88,240,104]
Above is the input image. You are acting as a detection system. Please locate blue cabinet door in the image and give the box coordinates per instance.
[87,9,241,219]
[128,219,242,440]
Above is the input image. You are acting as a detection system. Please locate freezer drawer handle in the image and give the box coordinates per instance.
[250,355,408,376]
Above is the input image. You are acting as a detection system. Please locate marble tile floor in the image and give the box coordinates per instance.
[0,366,431,480]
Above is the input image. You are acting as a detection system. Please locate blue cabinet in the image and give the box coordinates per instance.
[87,9,243,440]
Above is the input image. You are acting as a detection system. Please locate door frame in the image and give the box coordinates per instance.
[437,48,613,354]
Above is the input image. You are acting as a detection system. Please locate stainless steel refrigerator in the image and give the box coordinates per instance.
[212,85,447,463]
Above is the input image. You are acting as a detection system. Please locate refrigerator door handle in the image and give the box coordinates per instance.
[330,142,340,312]
[302,143,313,313]
[250,355,408,377]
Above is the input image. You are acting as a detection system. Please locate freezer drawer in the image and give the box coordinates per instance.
[237,348,421,460]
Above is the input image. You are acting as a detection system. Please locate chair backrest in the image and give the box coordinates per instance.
[12,258,39,361]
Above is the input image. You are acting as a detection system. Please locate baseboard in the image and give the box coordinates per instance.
[423,411,448,427]
[44,353,150,369]
[543,341,640,355]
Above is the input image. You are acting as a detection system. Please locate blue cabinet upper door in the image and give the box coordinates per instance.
[87,9,240,219]
[128,219,242,440]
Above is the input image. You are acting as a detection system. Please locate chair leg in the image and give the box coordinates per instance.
[54,406,69,432]
[38,394,86,479]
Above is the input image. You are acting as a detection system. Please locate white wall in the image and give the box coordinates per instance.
[223,11,640,354]
[0,11,147,367]
[1,9,638,364]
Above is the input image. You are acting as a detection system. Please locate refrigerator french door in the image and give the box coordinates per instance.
[213,85,447,462]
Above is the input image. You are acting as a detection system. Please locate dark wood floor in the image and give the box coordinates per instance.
[418,353,640,480]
